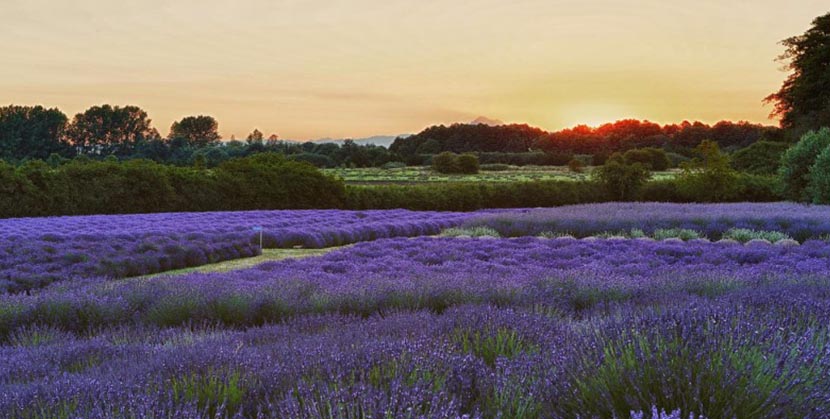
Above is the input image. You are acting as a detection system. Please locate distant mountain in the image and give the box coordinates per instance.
[469,116,504,126]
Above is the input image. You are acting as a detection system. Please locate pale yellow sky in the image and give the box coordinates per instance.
[1,1,827,139]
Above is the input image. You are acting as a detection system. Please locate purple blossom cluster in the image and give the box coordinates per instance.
[465,202,830,241]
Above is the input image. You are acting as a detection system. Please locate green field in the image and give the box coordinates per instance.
[325,165,680,184]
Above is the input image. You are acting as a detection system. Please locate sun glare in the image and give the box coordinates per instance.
[561,103,634,128]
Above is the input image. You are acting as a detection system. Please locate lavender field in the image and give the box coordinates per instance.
[0,210,472,293]
[3,204,830,418]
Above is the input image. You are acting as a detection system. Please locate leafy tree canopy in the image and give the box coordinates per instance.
[67,105,159,156]
[765,12,830,135]
[169,115,221,148]
[0,105,69,162]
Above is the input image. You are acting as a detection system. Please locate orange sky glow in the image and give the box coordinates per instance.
[2,0,828,139]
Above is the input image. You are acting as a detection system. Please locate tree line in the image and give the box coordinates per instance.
[0,104,795,172]
[0,104,394,168]
[390,119,784,165]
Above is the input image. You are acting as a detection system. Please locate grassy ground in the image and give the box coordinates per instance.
[325,165,679,184]
[142,247,341,278]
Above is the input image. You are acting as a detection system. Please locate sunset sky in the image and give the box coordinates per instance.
[2,1,828,140]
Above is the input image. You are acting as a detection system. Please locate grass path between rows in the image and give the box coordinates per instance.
[142,247,345,278]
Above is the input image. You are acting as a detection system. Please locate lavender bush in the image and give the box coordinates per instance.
[464,202,830,241]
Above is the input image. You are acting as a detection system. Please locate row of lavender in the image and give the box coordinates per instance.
[6,204,830,294]
[1,232,260,294]
[3,237,830,417]
[0,210,473,293]
[1,209,473,248]
[4,237,830,334]
[464,202,830,241]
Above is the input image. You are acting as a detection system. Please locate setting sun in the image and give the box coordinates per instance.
[560,103,637,128]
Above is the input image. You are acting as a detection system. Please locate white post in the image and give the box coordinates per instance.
[253,226,264,254]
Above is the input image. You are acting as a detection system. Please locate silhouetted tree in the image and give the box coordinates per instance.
[67,105,159,156]
[0,105,69,161]
[765,12,830,134]
[246,129,264,144]
[169,115,221,148]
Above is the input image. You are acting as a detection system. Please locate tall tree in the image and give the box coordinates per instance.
[0,105,69,161]
[765,12,830,133]
[66,105,159,156]
[169,115,221,148]
[246,128,265,153]
[246,129,264,144]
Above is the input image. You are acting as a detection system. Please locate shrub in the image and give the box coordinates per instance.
[722,228,793,244]
[639,175,781,203]
[778,128,830,201]
[623,147,670,171]
[731,173,781,202]
[808,145,830,204]
[638,179,685,202]
[344,181,604,211]
[431,152,479,174]
[456,153,480,174]
[567,158,584,173]
[0,154,345,217]
[652,228,701,241]
[730,141,790,175]
[593,153,651,200]
[432,152,460,174]
[677,141,738,202]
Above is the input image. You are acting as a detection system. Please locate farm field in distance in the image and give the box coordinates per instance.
[4,203,830,418]
[325,165,680,184]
